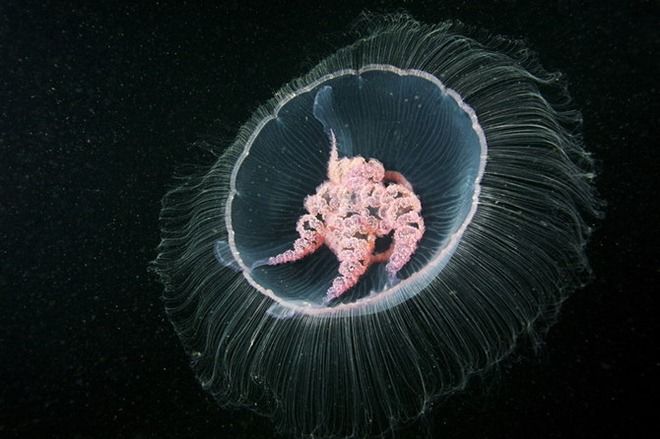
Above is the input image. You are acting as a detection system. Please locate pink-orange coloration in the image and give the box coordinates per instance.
[267,130,425,302]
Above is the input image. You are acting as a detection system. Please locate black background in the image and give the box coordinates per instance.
[1,0,657,438]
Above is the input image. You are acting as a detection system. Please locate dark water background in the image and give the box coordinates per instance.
[1,0,657,438]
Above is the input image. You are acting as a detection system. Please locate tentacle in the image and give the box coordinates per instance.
[386,209,425,277]
[267,214,325,265]
[325,243,372,302]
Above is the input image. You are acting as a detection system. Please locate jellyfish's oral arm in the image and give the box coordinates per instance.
[381,185,425,283]
[325,238,374,302]
[385,214,424,283]
[327,129,339,173]
[253,214,325,269]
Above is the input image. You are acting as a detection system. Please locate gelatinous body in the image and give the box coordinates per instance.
[154,13,601,439]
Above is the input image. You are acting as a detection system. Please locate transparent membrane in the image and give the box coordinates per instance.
[224,66,486,316]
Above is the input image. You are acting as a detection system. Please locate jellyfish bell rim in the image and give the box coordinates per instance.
[225,64,488,318]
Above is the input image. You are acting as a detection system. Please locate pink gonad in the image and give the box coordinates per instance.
[258,130,425,303]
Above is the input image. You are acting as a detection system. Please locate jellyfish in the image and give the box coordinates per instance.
[153,14,600,439]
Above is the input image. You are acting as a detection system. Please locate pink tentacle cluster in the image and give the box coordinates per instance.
[266,130,425,302]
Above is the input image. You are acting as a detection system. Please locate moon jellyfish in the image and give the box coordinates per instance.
[154,14,600,439]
